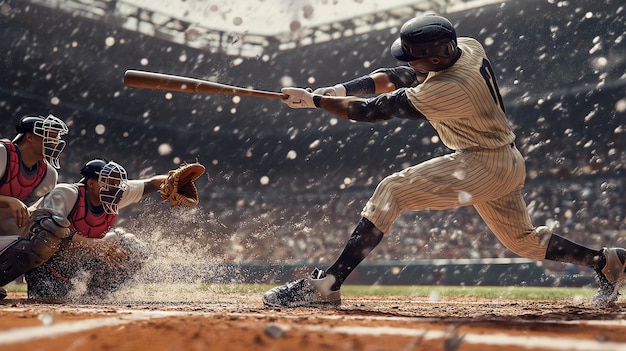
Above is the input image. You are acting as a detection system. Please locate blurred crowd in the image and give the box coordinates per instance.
[116,173,625,267]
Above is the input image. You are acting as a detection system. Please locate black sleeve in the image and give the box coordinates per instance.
[371,66,419,89]
[346,88,426,123]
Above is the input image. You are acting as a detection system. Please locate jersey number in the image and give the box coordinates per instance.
[480,59,505,112]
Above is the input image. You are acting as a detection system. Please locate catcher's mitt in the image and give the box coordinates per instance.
[160,162,206,207]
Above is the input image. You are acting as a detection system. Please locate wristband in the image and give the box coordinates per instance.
[313,95,322,108]
[343,76,375,96]
[332,84,347,96]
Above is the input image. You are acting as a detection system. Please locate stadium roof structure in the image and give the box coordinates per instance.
[24,0,505,58]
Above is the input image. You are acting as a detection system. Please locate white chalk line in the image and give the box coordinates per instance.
[1,307,626,350]
[279,324,626,351]
[0,310,188,345]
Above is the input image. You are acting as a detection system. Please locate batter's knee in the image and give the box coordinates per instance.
[504,226,553,261]
[366,177,402,211]
[374,175,399,194]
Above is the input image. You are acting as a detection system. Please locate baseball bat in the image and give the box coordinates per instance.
[123,70,287,99]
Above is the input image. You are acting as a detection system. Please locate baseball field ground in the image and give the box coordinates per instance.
[2,283,626,351]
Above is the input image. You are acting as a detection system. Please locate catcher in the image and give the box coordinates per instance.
[0,114,69,299]
[24,158,205,300]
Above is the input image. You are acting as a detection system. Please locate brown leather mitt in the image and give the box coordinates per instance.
[160,162,206,207]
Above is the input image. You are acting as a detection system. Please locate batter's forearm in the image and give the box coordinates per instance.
[370,66,421,89]
[342,75,376,96]
[371,72,397,94]
[317,96,364,119]
[340,67,418,96]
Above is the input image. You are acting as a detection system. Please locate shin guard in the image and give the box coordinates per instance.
[0,209,70,285]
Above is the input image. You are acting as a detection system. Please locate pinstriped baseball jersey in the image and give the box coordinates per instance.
[406,38,515,151]
[361,37,549,260]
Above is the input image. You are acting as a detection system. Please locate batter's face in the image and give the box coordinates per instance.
[407,57,442,73]
[407,49,461,73]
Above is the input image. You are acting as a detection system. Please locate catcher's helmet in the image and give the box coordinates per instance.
[13,114,69,169]
[79,158,109,180]
[80,159,128,214]
[391,14,457,62]
[98,161,128,214]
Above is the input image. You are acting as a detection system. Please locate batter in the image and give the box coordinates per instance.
[263,14,626,309]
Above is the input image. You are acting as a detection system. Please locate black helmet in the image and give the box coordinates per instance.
[13,114,69,169]
[15,116,45,135]
[79,159,128,214]
[14,114,68,139]
[79,158,109,181]
[390,14,457,62]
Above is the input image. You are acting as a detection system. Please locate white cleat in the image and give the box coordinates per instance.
[592,248,626,308]
[263,268,341,308]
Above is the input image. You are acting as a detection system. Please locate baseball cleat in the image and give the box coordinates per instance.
[592,248,626,308]
[263,268,341,308]
[0,286,6,300]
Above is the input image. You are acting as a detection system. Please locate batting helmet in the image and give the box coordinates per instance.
[390,14,457,62]
[13,114,69,169]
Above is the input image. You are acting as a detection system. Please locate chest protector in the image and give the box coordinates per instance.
[69,184,116,239]
[0,139,47,201]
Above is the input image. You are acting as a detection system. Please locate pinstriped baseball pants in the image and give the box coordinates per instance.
[361,144,548,260]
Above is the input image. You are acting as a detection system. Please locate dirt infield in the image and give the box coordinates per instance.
[2,291,626,351]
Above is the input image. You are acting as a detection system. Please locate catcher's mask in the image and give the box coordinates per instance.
[13,114,69,169]
[97,161,128,214]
